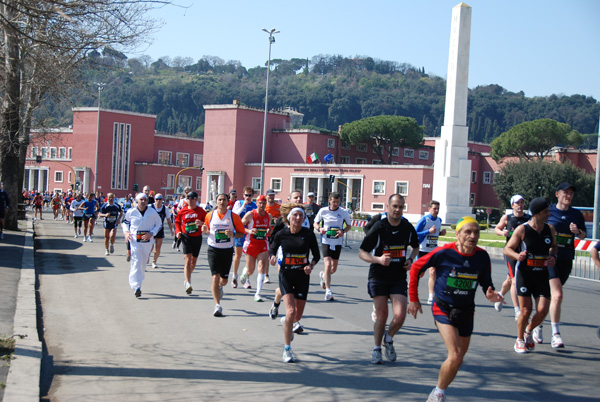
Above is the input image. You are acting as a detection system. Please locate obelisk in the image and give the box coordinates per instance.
[432,2,474,224]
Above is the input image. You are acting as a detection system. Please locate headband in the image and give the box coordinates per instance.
[455,216,478,233]
[287,207,305,222]
[135,193,148,201]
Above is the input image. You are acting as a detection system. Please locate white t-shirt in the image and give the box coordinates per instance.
[314,206,352,247]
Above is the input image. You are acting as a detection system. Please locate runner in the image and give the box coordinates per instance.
[227,189,237,210]
[150,193,175,269]
[232,186,257,289]
[174,191,207,294]
[69,193,85,238]
[0,182,10,240]
[269,202,320,362]
[592,241,600,271]
[98,193,123,256]
[415,200,447,305]
[78,193,98,242]
[33,192,44,220]
[408,217,503,402]
[121,193,162,297]
[494,195,530,320]
[202,193,245,316]
[51,193,62,220]
[359,194,419,364]
[304,191,320,228]
[143,185,155,204]
[540,182,587,348]
[264,188,281,283]
[62,192,72,223]
[241,195,272,302]
[314,192,352,301]
[504,197,557,353]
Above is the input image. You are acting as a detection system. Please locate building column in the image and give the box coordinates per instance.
[346,179,353,210]
[28,169,33,191]
[317,178,323,205]
[332,177,338,192]
[218,173,225,195]
[303,177,309,202]
[83,169,90,194]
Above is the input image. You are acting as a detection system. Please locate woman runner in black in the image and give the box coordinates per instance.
[269,202,320,363]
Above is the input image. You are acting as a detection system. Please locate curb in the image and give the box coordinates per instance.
[4,219,41,402]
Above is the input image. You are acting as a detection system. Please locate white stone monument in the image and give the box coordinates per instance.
[432,2,474,224]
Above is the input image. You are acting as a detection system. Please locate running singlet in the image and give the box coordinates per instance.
[410,242,494,309]
[504,213,530,257]
[359,217,419,283]
[100,203,122,226]
[151,204,172,226]
[175,206,207,237]
[304,203,320,227]
[269,227,320,270]
[516,223,553,272]
[416,214,443,253]
[205,210,245,248]
[547,204,586,260]
[245,210,270,243]
[265,202,281,227]
[314,206,352,247]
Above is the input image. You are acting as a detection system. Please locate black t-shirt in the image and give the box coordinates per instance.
[360,217,419,282]
[305,203,321,227]
[269,227,320,270]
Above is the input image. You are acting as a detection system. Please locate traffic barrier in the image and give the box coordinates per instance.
[351,219,367,228]
[574,239,599,252]
[572,239,599,281]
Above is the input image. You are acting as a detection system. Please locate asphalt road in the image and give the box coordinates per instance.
[34,217,600,402]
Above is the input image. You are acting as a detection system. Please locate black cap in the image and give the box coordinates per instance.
[229,189,237,194]
[186,191,198,199]
[266,189,276,195]
[556,182,576,192]
[529,197,549,215]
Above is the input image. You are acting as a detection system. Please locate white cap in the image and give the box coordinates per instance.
[510,194,524,205]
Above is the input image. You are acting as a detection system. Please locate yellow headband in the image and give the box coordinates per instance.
[455,216,479,233]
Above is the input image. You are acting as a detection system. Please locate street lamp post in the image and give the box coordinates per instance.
[259,28,279,195]
[94,82,105,193]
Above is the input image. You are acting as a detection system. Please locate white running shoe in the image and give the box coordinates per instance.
[525,332,535,351]
[533,326,543,344]
[371,348,383,364]
[427,294,434,305]
[74,235,78,239]
[269,303,279,319]
[292,322,304,334]
[254,294,263,302]
[383,332,397,361]
[551,333,565,349]
[213,304,223,317]
[514,338,527,354]
[283,347,294,363]
[240,269,248,285]
[82,236,87,242]
[152,262,158,269]
[105,250,109,256]
[185,282,193,295]
[427,388,446,402]
[243,281,252,289]
[494,301,503,312]
[231,275,238,288]
[88,236,93,242]
[319,271,325,289]
[264,275,270,284]
[325,290,334,301]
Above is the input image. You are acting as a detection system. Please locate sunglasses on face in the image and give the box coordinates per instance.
[244,194,252,197]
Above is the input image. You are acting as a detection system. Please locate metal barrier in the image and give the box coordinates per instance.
[343,219,369,248]
[572,239,599,281]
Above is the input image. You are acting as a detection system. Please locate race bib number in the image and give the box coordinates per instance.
[383,245,406,263]
[306,210,314,217]
[253,228,267,240]
[555,233,573,248]
[136,231,150,242]
[215,229,230,243]
[446,271,477,294]
[185,222,198,234]
[284,254,308,268]
[426,235,438,248]
[527,254,548,270]
[106,216,117,223]
[326,227,341,239]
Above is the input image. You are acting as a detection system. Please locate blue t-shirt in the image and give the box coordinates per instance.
[83,199,98,215]
[547,204,586,260]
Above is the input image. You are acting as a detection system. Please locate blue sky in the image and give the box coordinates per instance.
[133,0,600,101]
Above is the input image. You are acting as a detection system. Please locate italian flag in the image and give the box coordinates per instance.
[306,152,319,164]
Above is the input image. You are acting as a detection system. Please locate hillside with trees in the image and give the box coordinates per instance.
[44,52,599,144]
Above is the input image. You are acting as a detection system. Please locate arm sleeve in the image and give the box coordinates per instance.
[121,210,131,233]
[477,251,494,295]
[269,231,281,257]
[232,201,244,215]
[408,248,437,302]
[174,210,183,234]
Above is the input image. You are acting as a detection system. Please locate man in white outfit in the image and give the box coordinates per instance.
[122,193,162,297]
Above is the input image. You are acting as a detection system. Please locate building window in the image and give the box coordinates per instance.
[68,171,72,183]
[176,152,189,167]
[158,151,172,165]
[357,143,367,153]
[32,147,38,158]
[391,147,400,156]
[178,175,192,191]
[372,180,386,195]
[193,154,203,167]
[59,147,66,159]
[271,178,282,192]
[50,147,57,159]
[471,171,477,183]
[373,145,383,154]
[391,161,399,165]
[371,203,385,211]
[469,193,476,206]
[340,156,350,164]
[41,147,48,159]
[373,160,382,165]
[341,141,351,150]
[419,150,429,160]
[68,147,72,159]
[252,177,261,192]
[167,174,175,188]
[196,176,202,191]
[327,138,335,148]
[404,149,414,158]
[395,181,409,196]
[54,171,63,183]
[483,171,492,184]
[356,157,367,164]
[111,122,131,190]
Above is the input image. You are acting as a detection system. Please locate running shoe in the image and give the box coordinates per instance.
[551,333,565,349]
[254,294,263,302]
[74,235,78,239]
[269,303,279,319]
[383,332,397,361]
[514,338,527,354]
[105,250,109,256]
[494,301,503,312]
[185,281,193,295]
[82,236,87,242]
[264,275,270,284]
[533,326,543,344]
[172,239,177,249]
[88,236,93,242]
[371,304,377,323]
[525,332,535,351]
[427,294,434,305]
[292,322,304,334]
[78,228,82,235]
[213,304,223,317]
[325,290,334,301]
[109,244,114,254]
[243,281,252,289]
[231,275,238,289]
[134,288,142,298]
[371,348,383,364]
[240,271,248,286]
[152,262,158,269]
[427,388,446,402]
[283,347,294,363]
[319,271,325,289]
[126,255,131,262]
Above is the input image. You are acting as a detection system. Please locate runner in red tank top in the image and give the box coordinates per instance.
[241,195,272,302]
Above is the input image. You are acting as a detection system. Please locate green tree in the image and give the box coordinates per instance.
[490,119,583,161]
[340,115,423,164]
[493,160,595,208]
